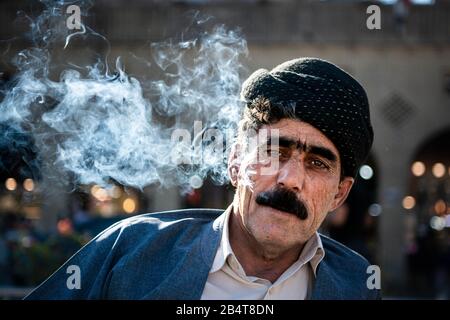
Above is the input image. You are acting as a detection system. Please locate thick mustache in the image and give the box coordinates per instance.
[255,187,308,220]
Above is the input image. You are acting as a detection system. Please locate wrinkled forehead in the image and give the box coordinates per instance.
[259,119,341,159]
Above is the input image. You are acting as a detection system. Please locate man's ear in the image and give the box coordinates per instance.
[228,143,241,187]
[330,176,354,212]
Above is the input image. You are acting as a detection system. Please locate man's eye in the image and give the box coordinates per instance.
[310,159,328,169]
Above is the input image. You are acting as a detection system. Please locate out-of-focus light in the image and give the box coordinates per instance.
[359,165,373,180]
[402,196,416,210]
[21,236,33,248]
[434,200,447,215]
[23,179,34,192]
[92,186,110,202]
[57,218,73,235]
[5,178,17,191]
[411,161,425,177]
[432,163,445,178]
[189,175,203,189]
[109,186,122,199]
[368,203,382,217]
[90,185,100,195]
[430,216,446,231]
[123,198,136,214]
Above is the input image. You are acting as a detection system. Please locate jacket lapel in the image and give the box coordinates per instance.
[146,212,225,300]
[310,259,345,300]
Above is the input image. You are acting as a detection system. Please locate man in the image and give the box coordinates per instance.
[25,57,379,299]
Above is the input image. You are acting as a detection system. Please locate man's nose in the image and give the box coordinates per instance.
[276,158,305,192]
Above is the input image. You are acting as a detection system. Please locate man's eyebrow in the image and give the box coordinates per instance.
[270,137,298,149]
[265,137,300,148]
[307,145,338,163]
[266,137,338,162]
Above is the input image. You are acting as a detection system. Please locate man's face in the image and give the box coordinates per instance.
[229,118,354,250]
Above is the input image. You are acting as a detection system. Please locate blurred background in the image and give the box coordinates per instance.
[0,0,449,299]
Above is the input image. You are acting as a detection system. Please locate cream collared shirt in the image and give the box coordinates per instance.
[201,206,325,300]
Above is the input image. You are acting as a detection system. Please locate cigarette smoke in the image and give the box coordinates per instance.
[0,1,248,191]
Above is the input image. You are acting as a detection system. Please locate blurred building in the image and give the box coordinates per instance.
[0,0,449,298]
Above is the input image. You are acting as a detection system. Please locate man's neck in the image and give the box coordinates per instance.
[228,211,305,283]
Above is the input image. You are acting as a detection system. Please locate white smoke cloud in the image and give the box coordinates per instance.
[0,1,248,191]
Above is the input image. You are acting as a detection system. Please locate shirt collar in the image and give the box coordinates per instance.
[210,205,325,277]
[299,230,325,277]
[210,205,234,273]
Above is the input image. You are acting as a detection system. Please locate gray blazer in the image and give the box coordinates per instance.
[25,208,381,300]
